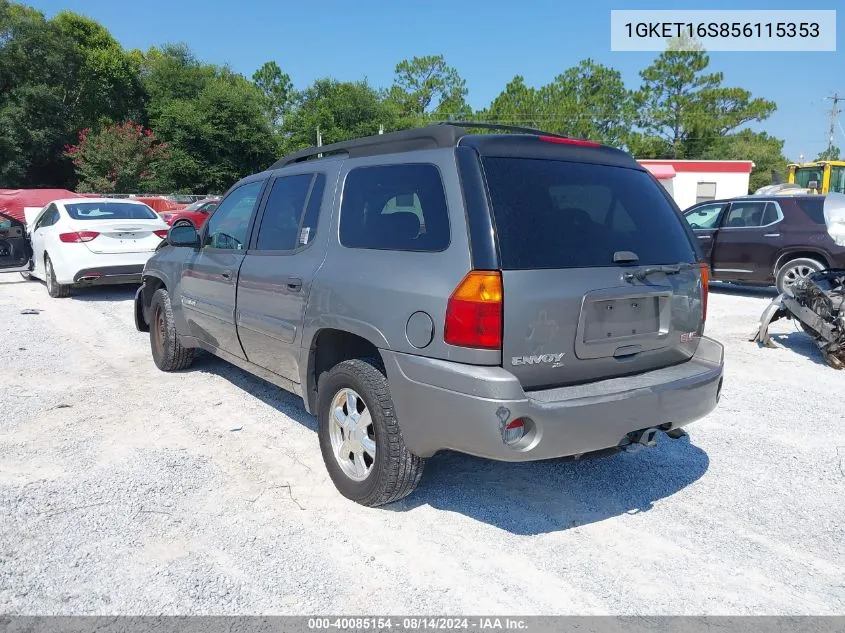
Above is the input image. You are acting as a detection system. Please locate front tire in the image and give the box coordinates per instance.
[173,220,193,229]
[317,358,425,507]
[44,254,70,298]
[149,288,194,371]
[776,257,825,293]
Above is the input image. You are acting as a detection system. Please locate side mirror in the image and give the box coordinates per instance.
[168,224,200,248]
[808,180,819,190]
[823,192,845,246]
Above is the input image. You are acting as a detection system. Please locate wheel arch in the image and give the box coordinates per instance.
[773,249,831,277]
[302,327,386,415]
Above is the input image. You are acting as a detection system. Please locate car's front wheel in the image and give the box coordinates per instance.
[149,288,194,371]
[317,358,425,507]
[173,220,193,228]
[44,254,70,298]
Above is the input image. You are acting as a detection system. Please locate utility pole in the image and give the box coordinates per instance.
[317,125,322,158]
[824,92,842,157]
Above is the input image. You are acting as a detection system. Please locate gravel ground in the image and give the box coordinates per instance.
[0,275,843,615]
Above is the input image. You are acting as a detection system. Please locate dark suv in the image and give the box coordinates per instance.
[683,194,845,293]
[134,124,724,506]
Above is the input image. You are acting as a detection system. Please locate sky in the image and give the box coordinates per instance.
[26,0,845,162]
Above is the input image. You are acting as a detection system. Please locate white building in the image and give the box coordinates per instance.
[638,160,754,211]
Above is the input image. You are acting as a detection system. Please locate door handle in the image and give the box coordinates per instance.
[286,277,303,291]
[697,235,712,240]
[221,270,233,280]
[763,233,780,238]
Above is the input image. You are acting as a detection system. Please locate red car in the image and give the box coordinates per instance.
[158,197,220,229]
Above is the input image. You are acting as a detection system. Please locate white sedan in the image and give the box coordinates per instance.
[18,198,170,298]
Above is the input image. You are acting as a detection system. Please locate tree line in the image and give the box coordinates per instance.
[1,0,789,194]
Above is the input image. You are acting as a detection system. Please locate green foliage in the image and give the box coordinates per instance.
[0,1,790,194]
[633,48,777,158]
[816,146,841,161]
[252,61,293,127]
[702,130,788,193]
[65,122,169,193]
[386,55,469,121]
[473,61,633,146]
[281,79,400,153]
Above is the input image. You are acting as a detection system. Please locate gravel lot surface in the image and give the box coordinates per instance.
[1,276,843,615]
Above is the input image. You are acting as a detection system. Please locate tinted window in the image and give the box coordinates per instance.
[340,164,449,251]
[722,201,769,228]
[685,203,724,229]
[481,158,696,269]
[255,174,317,251]
[204,181,264,250]
[65,202,158,221]
[761,202,781,225]
[795,197,826,224]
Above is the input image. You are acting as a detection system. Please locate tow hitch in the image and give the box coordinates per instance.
[620,426,687,452]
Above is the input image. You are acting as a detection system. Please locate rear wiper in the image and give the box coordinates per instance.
[623,262,697,282]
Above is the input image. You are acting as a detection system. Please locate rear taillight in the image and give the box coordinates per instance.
[699,262,710,321]
[59,231,99,243]
[154,230,168,238]
[444,271,503,350]
[538,135,601,147]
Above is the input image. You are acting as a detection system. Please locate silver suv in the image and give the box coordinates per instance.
[134,123,724,506]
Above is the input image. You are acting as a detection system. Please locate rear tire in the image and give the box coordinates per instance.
[149,288,194,371]
[174,220,193,228]
[44,254,70,298]
[776,257,825,293]
[317,358,425,507]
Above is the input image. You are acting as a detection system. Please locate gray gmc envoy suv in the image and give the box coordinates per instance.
[134,123,724,506]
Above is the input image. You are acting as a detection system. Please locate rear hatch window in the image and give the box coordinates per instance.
[481,157,696,269]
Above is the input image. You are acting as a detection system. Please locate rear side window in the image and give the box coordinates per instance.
[481,158,696,269]
[794,198,826,224]
[340,164,449,251]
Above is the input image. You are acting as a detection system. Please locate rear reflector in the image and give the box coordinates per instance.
[538,135,601,147]
[444,270,503,350]
[699,262,710,322]
[503,418,527,446]
[154,230,168,238]
[59,231,99,243]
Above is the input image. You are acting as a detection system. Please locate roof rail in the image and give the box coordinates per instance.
[439,121,569,139]
[269,124,467,169]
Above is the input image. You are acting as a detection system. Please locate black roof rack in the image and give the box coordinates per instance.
[269,122,576,170]
[439,121,569,139]
[269,124,467,169]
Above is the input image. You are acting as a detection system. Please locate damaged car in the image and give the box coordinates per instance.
[752,192,845,368]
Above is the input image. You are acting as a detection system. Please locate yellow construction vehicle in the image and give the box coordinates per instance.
[787,160,845,194]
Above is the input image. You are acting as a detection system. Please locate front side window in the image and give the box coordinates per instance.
[684,203,724,229]
[204,180,264,250]
[340,164,450,252]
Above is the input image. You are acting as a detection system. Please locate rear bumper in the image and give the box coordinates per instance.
[73,264,144,285]
[51,248,157,285]
[382,336,724,460]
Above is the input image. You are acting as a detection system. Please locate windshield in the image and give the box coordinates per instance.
[64,202,158,221]
[794,166,825,189]
[481,157,697,270]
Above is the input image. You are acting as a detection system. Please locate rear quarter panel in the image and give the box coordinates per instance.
[776,198,845,270]
[301,148,501,368]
